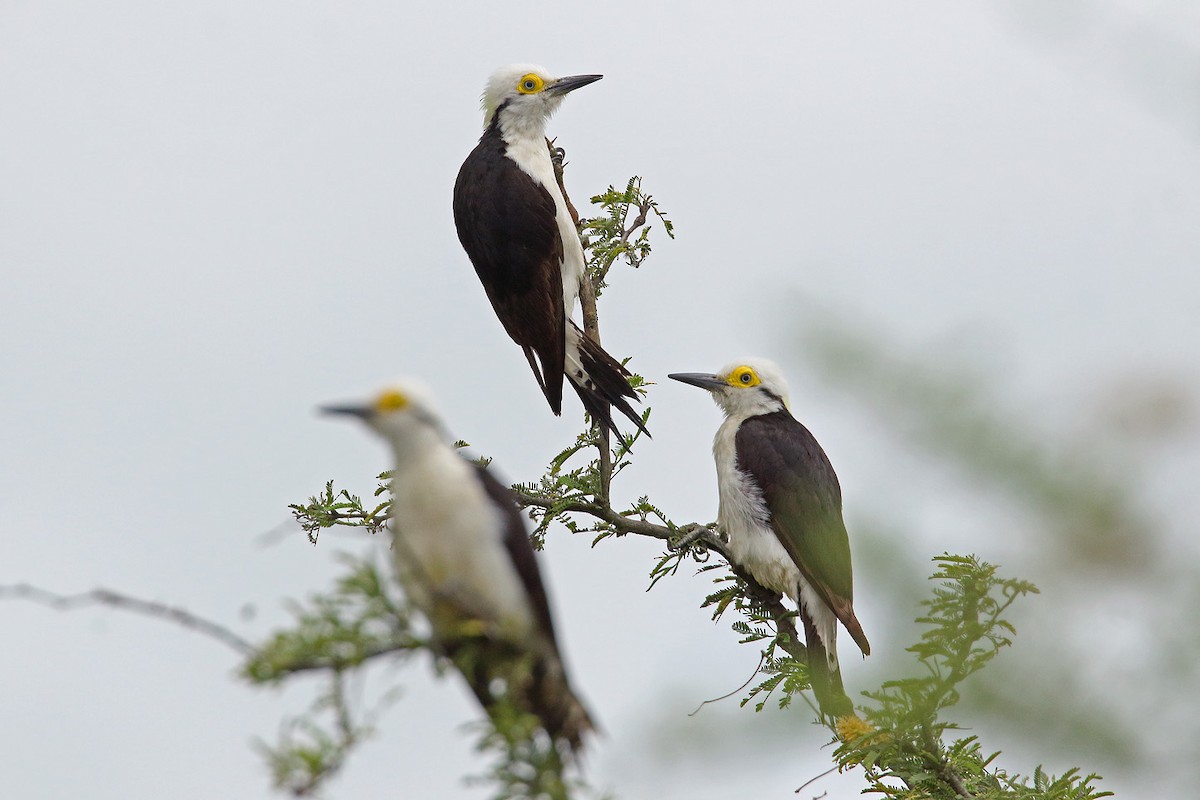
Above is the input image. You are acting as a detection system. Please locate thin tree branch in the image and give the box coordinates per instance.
[689,650,769,716]
[727,562,809,664]
[0,583,256,656]
[258,643,420,679]
[0,582,421,681]
[795,765,839,796]
[594,195,651,287]
[510,489,811,667]
[550,137,615,505]
[511,490,715,545]
[577,266,602,354]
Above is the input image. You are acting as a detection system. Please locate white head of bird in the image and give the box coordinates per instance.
[481,64,602,140]
[668,358,792,419]
[320,381,447,462]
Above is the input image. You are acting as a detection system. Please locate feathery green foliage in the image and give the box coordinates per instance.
[581,176,674,296]
[243,553,420,683]
[467,704,579,800]
[246,553,412,795]
[827,555,1110,800]
[289,478,391,543]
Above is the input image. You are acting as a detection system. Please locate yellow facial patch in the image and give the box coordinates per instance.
[516,73,545,94]
[726,366,761,388]
[374,389,409,413]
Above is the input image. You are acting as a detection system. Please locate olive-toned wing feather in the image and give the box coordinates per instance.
[735,411,869,656]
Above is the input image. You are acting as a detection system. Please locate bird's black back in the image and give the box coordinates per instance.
[453,119,566,413]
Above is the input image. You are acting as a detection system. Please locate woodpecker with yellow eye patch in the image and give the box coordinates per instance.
[669,359,869,718]
[453,64,647,440]
[321,381,594,752]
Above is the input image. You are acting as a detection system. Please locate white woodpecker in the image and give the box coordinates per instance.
[322,381,593,752]
[453,64,647,440]
[669,358,869,718]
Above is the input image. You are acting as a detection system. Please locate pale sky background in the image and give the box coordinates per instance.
[2,2,1198,798]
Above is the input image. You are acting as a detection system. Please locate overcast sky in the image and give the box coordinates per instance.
[2,2,1198,799]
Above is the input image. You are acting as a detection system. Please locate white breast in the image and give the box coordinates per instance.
[713,417,800,599]
[388,446,535,642]
[500,130,585,317]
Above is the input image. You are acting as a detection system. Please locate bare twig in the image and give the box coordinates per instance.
[689,650,769,716]
[795,765,839,795]
[0,583,256,656]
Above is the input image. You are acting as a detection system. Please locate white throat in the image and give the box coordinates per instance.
[496,101,558,146]
[384,420,448,468]
[494,104,584,319]
[715,389,786,421]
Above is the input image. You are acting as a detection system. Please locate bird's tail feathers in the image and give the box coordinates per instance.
[829,596,871,657]
[801,606,854,720]
[530,655,596,756]
[447,636,594,756]
[566,322,649,441]
[523,346,564,416]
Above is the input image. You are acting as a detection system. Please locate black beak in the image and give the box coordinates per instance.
[547,73,603,96]
[668,372,727,391]
[319,403,373,420]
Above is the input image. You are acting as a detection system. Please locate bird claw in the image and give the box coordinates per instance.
[672,524,717,551]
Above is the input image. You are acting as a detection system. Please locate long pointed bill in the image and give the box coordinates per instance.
[547,74,603,96]
[319,403,373,420]
[668,372,727,391]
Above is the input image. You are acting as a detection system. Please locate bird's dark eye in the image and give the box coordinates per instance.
[728,366,760,388]
[516,73,545,94]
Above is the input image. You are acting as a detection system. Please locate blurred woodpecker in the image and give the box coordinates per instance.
[669,359,869,718]
[453,64,646,440]
[322,381,593,751]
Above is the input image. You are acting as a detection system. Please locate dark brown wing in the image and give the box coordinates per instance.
[472,462,559,648]
[453,124,566,414]
[471,462,594,752]
[735,411,870,656]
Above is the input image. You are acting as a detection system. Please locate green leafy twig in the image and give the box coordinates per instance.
[244,553,417,795]
[829,555,1109,800]
[255,668,401,797]
[289,478,391,544]
[467,701,577,800]
[243,553,421,682]
[581,176,675,294]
